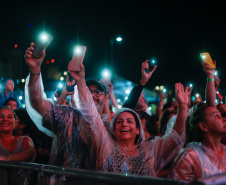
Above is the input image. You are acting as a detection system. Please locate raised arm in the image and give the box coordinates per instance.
[156,92,166,119]
[24,43,51,119]
[202,61,216,107]
[55,75,75,106]
[108,83,118,109]
[68,63,110,147]
[123,60,157,109]
[173,83,189,135]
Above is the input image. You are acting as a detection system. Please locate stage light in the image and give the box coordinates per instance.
[60,77,64,81]
[21,79,25,83]
[64,71,67,76]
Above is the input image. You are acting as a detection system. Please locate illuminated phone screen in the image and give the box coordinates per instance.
[200,52,216,69]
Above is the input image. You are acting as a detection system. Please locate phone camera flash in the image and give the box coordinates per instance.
[40,33,48,42]
[75,47,82,55]
[201,54,206,59]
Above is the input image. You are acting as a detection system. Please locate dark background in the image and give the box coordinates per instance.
[1,0,226,99]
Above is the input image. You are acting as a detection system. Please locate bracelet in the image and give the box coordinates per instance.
[207,78,214,82]
[8,155,13,161]
[30,72,41,76]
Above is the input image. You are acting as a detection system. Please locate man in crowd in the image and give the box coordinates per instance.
[24,43,108,169]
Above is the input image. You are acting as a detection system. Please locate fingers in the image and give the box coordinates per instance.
[213,60,216,67]
[150,65,157,73]
[185,85,189,93]
[142,60,149,71]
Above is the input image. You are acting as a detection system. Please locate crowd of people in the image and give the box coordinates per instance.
[0,42,226,184]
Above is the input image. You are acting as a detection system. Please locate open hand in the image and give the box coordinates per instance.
[175,82,189,106]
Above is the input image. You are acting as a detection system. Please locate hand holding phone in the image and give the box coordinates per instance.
[66,72,76,92]
[70,46,87,72]
[200,52,216,69]
[32,33,53,58]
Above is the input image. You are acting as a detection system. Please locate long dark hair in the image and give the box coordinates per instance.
[137,111,159,137]
[186,105,208,143]
[159,109,177,135]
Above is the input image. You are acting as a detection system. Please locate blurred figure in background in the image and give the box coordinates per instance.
[0,79,21,108]
[4,97,18,110]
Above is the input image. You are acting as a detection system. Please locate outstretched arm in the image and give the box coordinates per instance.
[173,83,189,135]
[202,61,216,107]
[56,75,75,106]
[123,60,157,109]
[24,43,51,119]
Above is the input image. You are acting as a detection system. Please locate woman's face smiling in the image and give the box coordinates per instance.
[0,108,15,134]
[114,112,140,145]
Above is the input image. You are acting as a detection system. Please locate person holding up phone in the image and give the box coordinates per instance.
[55,74,77,107]
[24,43,110,170]
[68,61,187,176]
[123,60,157,111]
[169,60,226,182]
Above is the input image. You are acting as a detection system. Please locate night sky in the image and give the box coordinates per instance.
[1,1,226,99]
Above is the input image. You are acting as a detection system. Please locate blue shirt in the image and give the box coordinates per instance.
[0,91,21,108]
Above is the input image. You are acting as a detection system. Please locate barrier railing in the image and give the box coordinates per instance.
[1,161,223,185]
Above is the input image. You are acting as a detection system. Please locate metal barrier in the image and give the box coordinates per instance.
[0,161,215,185]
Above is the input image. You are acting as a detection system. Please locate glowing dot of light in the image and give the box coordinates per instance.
[51,59,55,63]
[116,37,122,42]
[19,96,23,100]
[125,89,130,94]
[60,77,64,81]
[46,60,50,64]
[21,79,25,83]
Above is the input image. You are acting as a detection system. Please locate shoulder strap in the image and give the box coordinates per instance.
[15,136,23,143]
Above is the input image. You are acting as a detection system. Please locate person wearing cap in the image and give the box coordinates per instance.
[69,61,188,176]
[24,43,109,170]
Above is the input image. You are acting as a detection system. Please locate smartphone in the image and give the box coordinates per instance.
[200,52,216,69]
[70,46,87,72]
[56,88,63,97]
[214,70,219,80]
[145,59,156,73]
[66,72,76,92]
[32,33,53,58]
